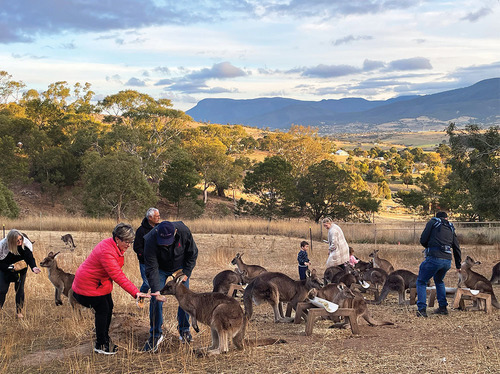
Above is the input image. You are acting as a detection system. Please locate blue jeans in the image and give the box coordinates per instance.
[149,269,190,340]
[139,263,150,293]
[298,266,308,280]
[416,256,451,310]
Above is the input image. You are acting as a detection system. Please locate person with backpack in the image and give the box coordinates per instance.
[416,211,461,317]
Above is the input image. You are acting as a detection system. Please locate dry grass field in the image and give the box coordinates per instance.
[1,229,499,374]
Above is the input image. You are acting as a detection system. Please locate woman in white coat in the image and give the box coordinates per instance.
[322,217,350,268]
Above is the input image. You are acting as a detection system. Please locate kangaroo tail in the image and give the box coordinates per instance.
[244,336,287,347]
[363,313,394,326]
[491,293,500,309]
[243,281,255,319]
[368,283,389,305]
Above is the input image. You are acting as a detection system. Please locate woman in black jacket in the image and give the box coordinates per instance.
[0,229,41,318]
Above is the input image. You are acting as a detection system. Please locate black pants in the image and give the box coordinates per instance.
[0,269,27,314]
[73,291,114,346]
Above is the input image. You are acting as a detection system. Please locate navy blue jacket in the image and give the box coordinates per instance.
[297,250,309,267]
[143,221,198,293]
[133,217,154,264]
[420,217,461,269]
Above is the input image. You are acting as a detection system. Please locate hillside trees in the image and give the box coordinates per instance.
[445,124,500,221]
[82,152,156,221]
[296,160,379,222]
[242,156,296,220]
[0,180,19,218]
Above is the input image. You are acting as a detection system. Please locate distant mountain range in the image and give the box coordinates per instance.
[186,78,500,133]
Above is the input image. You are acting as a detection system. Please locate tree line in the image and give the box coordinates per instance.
[0,71,498,222]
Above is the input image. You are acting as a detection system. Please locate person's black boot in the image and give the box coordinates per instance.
[416,309,428,317]
[434,306,449,315]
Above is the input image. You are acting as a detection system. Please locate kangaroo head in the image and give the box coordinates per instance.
[337,282,356,299]
[231,253,243,265]
[308,288,318,299]
[40,251,60,267]
[160,270,185,295]
[369,250,378,258]
[462,256,481,269]
[306,269,324,289]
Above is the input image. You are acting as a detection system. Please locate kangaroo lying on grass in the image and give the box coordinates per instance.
[458,256,500,309]
[490,261,500,284]
[160,271,284,355]
[310,283,394,327]
[39,251,78,310]
[231,253,266,281]
[369,250,394,274]
[212,269,247,295]
[243,269,323,323]
[369,269,419,305]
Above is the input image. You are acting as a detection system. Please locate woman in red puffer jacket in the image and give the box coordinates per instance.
[72,223,150,355]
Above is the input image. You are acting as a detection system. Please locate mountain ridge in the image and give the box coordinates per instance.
[186,78,500,132]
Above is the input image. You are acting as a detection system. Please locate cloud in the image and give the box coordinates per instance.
[60,42,76,49]
[445,61,500,86]
[125,77,147,87]
[333,35,373,46]
[106,74,123,84]
[186,61,248,80]
[300,64,361,78]
[1,1,422,44]
[11,53,47,59]
[167,79,238,94]
[154,66,171,75]
[388,57,432,71]
[363,59,385,71]
[460,7,493,22]
[154,79,174,86]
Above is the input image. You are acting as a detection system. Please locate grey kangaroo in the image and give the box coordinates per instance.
[212,269,246,295]
[61,234,76,250]
[231,253,266,281]
[243,269,323,323]
[369,250,394,274]
[39,251,78,310]
[458,256,500,309]
[370,269,419,305]
[490,261,500,284]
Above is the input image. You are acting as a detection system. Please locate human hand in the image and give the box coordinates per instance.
[136,292,150,308]
[151,291,167,302]
[32,267,41,274]
[182,275,188,282]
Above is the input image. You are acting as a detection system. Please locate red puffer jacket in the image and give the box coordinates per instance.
[72,237,139,298]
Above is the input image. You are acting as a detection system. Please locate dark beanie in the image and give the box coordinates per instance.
[436,211,448,219]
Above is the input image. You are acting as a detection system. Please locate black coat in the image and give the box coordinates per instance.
[133,217,154,264]
[143,221,198,293]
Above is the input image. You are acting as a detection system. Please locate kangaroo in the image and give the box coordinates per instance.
[323,266,344,284]
[212,269,246,295]
[243,269,323,323]
[354,259,373,273]
[160,271,284,355]
[326,264,364,288]
[310,283,394,327]
[61,234,76,250]
[39,251,78,310]
[458,256,500,309]
[369,250,394,274]
[370,269,418,305]
[361,267,388,292]
[490,261,500,284]
[231,253,266,281]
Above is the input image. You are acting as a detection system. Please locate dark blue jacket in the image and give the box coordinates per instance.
[297,250,309,267]
[143,221,198,293]
[133,217,154,264]
[420,217,461,269]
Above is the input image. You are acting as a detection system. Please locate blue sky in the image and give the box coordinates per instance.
[1,0,499,111]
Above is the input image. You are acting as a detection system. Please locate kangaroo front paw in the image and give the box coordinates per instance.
[55,300,63,306]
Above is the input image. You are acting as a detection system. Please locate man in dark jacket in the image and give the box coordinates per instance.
[133,208,161,293]
[142,220,198,352]
[416,211,461,317]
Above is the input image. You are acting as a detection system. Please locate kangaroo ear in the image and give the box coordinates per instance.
[47,251,54,257]
[172,269,184,279]
[306,269,311,278]
[240,253,244,258]
[475,261,481,265]
[53,251,60,257]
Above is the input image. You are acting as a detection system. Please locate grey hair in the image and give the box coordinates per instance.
[7,229,23,255]
[146,207,159,219]
[112,223,135,242]
[322,217,333,224]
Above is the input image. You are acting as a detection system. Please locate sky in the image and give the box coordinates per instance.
[1,0,499,112]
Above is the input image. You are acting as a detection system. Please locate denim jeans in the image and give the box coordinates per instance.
[149,269,190,341]
[139,263,150,293]
[416,256,451,310]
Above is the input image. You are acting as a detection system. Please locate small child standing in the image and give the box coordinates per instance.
[297,241,311,280]
[349,246,359,267]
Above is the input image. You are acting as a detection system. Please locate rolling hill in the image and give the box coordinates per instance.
[186,78,500,133]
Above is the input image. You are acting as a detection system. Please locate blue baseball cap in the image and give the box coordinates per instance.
[157,221,176,246]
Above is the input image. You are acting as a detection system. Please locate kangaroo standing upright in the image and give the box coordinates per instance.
[458,256,500,309]
[39,251,78,309]
[369,250,394,274]
[370,269,419,305]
